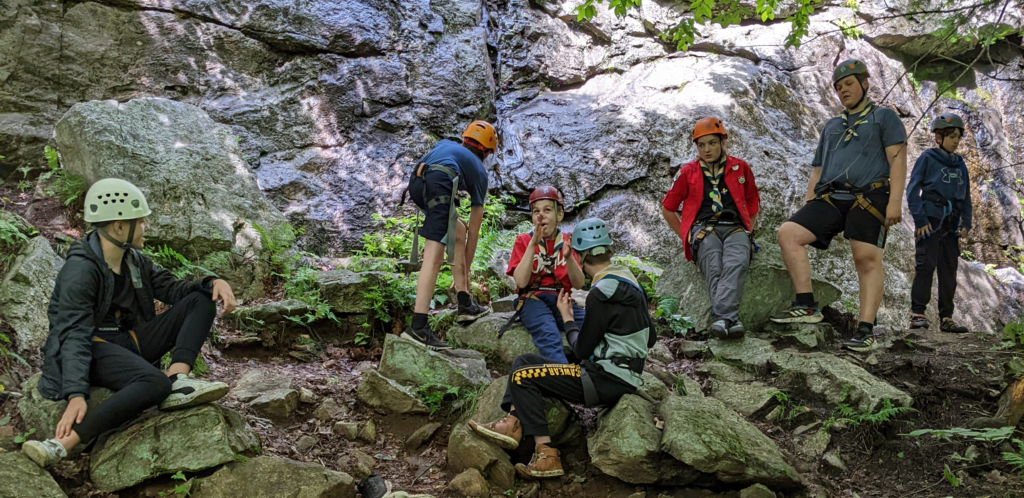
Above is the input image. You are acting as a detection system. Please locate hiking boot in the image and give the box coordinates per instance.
[160,375,230,411]
[401,325,451,351]
[515,444,564,479]
[770,302,823,324]
[940,318,969,333]
[726,320,745,339]
[22,439,67,467]
[457,301,491,323]
[467,414,522,450]
[709,319,729,339]
[843,331,879,352]
[909,314,930,330]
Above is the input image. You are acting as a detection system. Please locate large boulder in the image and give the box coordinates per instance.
[709,381,779,417]
[657,244,841,332]
[0,236,63,351]
[447,312,540,366]
[588,394,700,484]
[923,260,1024,334]
[659,394,802,489]
[0,452,68,498]
[357,369,430,415]
[18,373,111,453]
[707,337,776,371]
[378,334,490,389]
[314,270,386,314]
[53,98,287,299]
[770,351,913,413]
[90,405,260,492]
[230,369,293,402]
[191,456,356,498]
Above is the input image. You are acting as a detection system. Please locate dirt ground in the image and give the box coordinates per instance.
[2,187,1024,498]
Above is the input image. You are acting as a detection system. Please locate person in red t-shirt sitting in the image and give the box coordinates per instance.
[505,186,586,363]
[661,117,760,339]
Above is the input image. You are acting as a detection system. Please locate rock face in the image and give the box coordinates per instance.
[659,395,802,489]
[657,244,842,331]
[191,456,356,498]
[770,351,913,413]
[90,405,260,492]
[357,369,429,415]
[18,373,112,452]
[923,260,1024,334]
[378,334,490,389]
[315,270,387,314]
[588,394,699,485]
[0,236,63,351]
[446,312,540,366]
[53,98,286,299]
[0,452,68,498]
[710,381,779,418]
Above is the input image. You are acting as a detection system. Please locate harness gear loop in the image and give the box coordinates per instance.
[815,178,890,225]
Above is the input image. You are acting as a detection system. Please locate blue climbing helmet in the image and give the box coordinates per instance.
[572,218,612,259]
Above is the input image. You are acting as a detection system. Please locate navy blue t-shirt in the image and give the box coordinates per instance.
[417,140,489,206]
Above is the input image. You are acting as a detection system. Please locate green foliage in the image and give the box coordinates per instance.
[901,426,1014,442]
[14,428,36,444]
[39,146,87,206]
[611,255,660,302]
[0,215,36,274]
[457,194,518,274]
[282,265,337,327]
[253,222,299,276]
[170,471,192,497]
[233,454,249,464]
[0,332,30,369]
[429,310,459,337]
[654,295,693,336]
[362,276,417,327]
[142,245,217,280]
[160,352,208,377]
[825,398,914,430]
[1004,319,1024,347]
[943,464,959,487]
[1004,439,1024,475]
[835,17,862,39]
[416,370,481,416]
[355,213,419,260]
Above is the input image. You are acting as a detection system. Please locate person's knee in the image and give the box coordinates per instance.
[181,291,216,314]
[778,222,811,249]
[852,247,882,270]
[142,373,173,405]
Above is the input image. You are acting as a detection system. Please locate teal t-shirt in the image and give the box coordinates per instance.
[812,106,907,192]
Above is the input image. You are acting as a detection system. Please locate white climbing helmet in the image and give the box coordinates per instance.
[84,178,152,223]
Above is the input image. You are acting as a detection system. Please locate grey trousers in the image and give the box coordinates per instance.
[691,224,751,322]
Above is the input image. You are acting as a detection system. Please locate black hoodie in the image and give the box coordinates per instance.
[37,231,213,401]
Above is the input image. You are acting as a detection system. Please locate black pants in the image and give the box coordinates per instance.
[73,292,216,443]
[910,218,959,318]
[499,354,634,437]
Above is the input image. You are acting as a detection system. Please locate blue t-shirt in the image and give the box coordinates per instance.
[417,139,489,206]
[812,106,907,191]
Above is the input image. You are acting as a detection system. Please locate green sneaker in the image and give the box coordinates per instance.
[770,302,823,324]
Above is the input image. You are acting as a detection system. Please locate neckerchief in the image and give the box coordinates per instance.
[841,99,876,144]
[699,155,727,217]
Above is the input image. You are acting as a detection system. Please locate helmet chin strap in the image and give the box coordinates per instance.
[97,219,137,251]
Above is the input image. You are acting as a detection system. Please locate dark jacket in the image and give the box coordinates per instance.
[37,231,213,401]
[906,148,973,231]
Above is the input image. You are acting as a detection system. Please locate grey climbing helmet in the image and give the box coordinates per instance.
[931,113,965,132]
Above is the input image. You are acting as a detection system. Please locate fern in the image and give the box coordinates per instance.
[142,245,216,280]
[1004,439,1024,475]
[943,464,960,487]
[827,399,914,429]
[39,146,87,206]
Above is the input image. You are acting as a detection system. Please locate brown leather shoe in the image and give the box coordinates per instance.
[515,444,564,479]
[468,414,522,450]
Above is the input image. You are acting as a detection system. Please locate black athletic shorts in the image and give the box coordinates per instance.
[408,169,454,243]
[788,192,889,250]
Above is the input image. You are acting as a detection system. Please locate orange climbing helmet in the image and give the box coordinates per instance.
[692,117,728,142]
[462,120,497,152]
[529,186,564,208]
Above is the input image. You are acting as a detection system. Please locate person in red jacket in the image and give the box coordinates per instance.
[661,117,760,338]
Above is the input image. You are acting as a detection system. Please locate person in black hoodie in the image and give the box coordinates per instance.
[466,218,654,480]
[906,113,973,333]
[22,178,236,468]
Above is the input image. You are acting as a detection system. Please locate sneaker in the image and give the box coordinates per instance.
[726,320,745,339]
[457,301,491,323]
[159,375,230,411]
[401,325,452,351]
[940,318,969,333]
[909,315,930,330]
[467,414,522,450]
[515,444,564,479]
[22,439,67,467]
[709,319,729,339]
[843,332,879,352]
[770,302,823,324]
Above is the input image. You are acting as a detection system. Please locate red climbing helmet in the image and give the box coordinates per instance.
[529,186,564,208]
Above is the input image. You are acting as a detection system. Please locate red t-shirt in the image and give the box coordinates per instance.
[506,232,576,293]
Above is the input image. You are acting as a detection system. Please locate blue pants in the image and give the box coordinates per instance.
[518,292,585,364]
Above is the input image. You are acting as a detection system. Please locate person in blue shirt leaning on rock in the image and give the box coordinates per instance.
[906,113,973,333]
[22,179,235,467]
[770,59,908,353]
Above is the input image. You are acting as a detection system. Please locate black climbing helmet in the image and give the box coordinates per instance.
[833,59,869,87]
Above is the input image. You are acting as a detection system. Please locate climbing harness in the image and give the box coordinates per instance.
[815,178,890,225]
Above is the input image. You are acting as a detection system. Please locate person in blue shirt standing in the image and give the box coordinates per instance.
[404,121,496,350]
[906,113,973,333]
